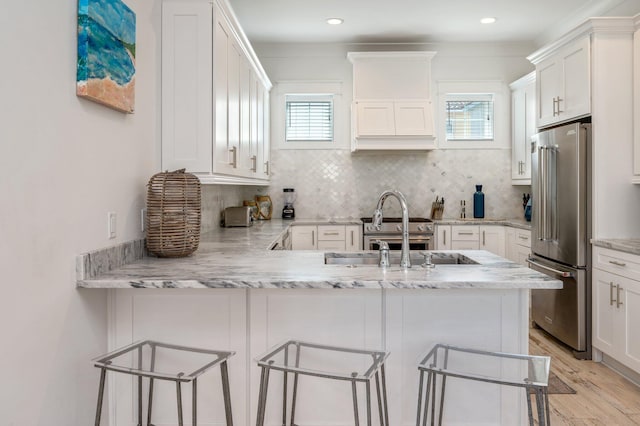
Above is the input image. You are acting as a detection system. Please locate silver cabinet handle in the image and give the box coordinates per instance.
[556,96,563,114]
[482,230,486,246]
[610,281,615,306]
[609,260,627,267]
[459,232,474,235]
[350,230,354,246]
[518,235,529,240]
[250,155,257,172]
[311,230,315,246]
[228,146,237,168]
[617,284,623,308]
[264,160,270,175]
[552,97,558,116]
[323,232,340,236]
[443,230,447,245]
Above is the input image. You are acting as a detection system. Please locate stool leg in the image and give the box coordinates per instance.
[525,387,534,426]
[365,380,372,426]
[429,373,437,426]
[381,363,389,426]
[176,381,184,426]
[137,346,143,426]
[94,368,107,426]
[220,360,234,426]
[290,343,301,426]
[544,388,551,426]
[535,388,545,426]
[375,372,384,426]
[147,344,156,426]
[192,378,198,426]
[256,366,270,426]
[437,375,447,426]
[351,374,360,426]
[283,349,288,426]
[416,370,425,426]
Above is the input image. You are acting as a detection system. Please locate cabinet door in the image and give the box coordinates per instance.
[394,101,433,136]
[355,102,395,136]
[345,225,362,251]
[291,226,317,250]
[505,227,516,262]
[318,240,346,251]
[480,226,505,257]
[560,37,590,121]
[536,55,561,128]
[213,11,234,174]
[514,245,531,267]
[258,83,271,179]
[239,56,254,177]
[592,269,617,355]
[226,39,242,171]
[621,280,640,372]
[511,78,535,184]
[161,2,213,173]
[436,225,451,250]
[317,225,346,241]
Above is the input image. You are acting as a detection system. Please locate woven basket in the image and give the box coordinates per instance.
[146,169,201,257]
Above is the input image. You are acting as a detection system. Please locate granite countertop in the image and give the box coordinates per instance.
[592,239,640,256]
[77,218,559,290]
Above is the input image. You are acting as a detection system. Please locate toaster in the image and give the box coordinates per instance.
[223,206,252,227]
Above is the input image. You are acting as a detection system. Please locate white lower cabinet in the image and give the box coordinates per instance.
[505,228,531,266]
[593,247,640,374]
[451,225,480,250]
[480,226,505,257]
[438,224,528,261]
[290,224,362,251]
[435,225,452,250]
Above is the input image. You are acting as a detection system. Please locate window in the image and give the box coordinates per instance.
[445,94,494,141]
[285,94,334,143]
[436,81,508,149]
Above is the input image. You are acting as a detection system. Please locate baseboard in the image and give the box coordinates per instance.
[601,354,640,388]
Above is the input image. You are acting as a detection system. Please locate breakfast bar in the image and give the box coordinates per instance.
[78,220,560,425]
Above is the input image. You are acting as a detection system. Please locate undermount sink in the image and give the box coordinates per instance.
[324,251,479,266]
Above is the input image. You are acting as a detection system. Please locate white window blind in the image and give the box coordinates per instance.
[445,94,494,141]
[285,94,334,142]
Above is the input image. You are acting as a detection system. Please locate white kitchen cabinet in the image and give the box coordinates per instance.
[510,72,535,185]
[291,225,362,251]
[480,225,505,257]
[634,27,640,183]
[435,225,452,250]
[348,51,437,151]
[162,0,271,185]
[533,36,590,128]
[506,228,531,266]
[451,225,480,250]
[345,225,362,251]
[593,247,640,374]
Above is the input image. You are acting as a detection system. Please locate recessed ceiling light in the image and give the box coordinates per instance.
[481,17,497,24]
[326,18,344,25]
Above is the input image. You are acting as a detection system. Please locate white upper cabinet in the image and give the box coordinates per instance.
[634,25,640,183]
[530,36,590,128]
[348,51,437,151]
[162,0,272,185]
[509,72,535,185]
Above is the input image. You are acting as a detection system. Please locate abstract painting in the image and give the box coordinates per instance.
[77,0,136,113]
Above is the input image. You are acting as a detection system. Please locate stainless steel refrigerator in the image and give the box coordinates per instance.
[528,121,592,359]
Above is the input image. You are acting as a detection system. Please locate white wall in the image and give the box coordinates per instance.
[0,1,161,424]
[256,42,536,219]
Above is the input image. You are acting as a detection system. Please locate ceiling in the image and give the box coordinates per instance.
[228,0,632,45]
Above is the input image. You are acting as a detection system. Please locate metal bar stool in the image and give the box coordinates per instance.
[255,340,390,426]
[416,344,551,426]
[93,340,235,426]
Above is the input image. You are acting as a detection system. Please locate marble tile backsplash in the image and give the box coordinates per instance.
[265,149,529,220]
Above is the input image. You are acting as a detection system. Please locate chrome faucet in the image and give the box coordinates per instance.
[372,190,411,268]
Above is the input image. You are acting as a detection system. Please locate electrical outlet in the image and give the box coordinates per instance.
[108,212,117,239]
[140,208,147,232]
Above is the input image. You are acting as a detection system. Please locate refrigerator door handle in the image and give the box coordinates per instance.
[527,257,573,278]
[538,145,547,241]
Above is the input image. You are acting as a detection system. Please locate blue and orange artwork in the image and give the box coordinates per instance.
[77,0,136,113]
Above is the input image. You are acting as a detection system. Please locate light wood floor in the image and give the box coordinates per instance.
[529,328,640,425]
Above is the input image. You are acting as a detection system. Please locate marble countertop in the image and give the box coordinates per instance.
[434,218,532,230]
[77,218,559,290]
[592,239,640,256]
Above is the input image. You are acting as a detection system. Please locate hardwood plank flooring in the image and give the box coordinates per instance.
[529,328,640,425]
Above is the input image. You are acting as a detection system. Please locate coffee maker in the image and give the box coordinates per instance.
[282,188,296,219]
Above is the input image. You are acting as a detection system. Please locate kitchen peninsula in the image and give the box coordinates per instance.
[78,219,560,426]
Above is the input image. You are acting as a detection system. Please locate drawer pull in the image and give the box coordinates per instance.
[323,232,340,236]
[609,260,627,267]
[458,232,474,235]
[518,235,529,240]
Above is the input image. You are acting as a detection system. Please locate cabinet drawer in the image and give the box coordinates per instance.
[451,241,480,250]
[515,229,531,248]
[594,247,640,281]
[318,240,346,251]
[451,226,480,241]
[317,226,346,241]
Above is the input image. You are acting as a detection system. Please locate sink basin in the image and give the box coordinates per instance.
[324,252,479,266]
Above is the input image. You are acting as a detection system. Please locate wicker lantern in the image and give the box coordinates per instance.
[146,169,201,257]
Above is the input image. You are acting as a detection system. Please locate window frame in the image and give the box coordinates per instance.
[273,81,347,150]
[437,81,509,149]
